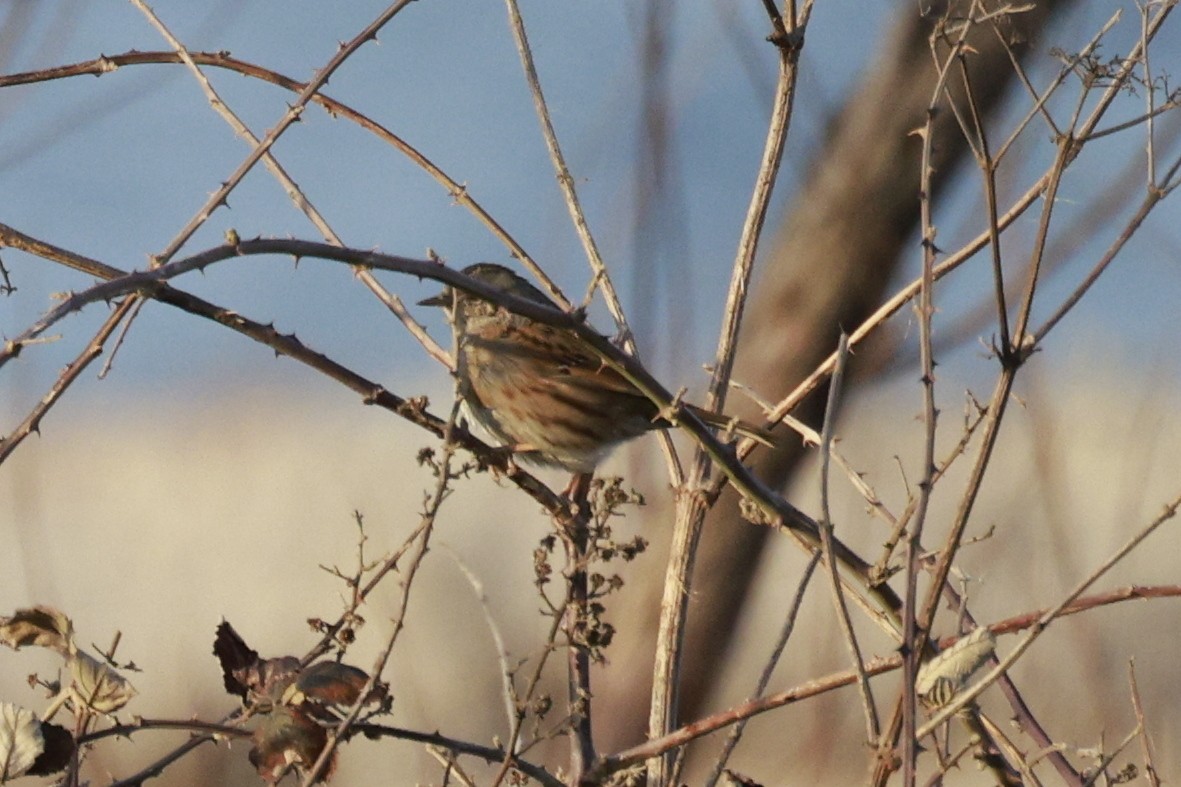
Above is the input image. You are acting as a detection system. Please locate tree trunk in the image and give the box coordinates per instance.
[601,0,1070,755]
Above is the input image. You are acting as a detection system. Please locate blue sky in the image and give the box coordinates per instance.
[2,1,1179,409]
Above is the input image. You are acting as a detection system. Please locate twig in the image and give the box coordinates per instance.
[992,11,1121,160]
[647,6,810,778]
[429,745,477,787]
[727,375,909,544]
[975,711,1043,786]
[0,298,136,463]
[703,550,821,787]
[440,544,518,738]
[898,17,973,780]
[0,224,571,555]
[76,717,249,745]
[0,50,545,328]
[917,494,1181,738]
[489,610,566,787]
[127,0,448,368]
[354,724,562,787]
[872,394,989,578]
[1127,659,1161,787]
[106,734,221,787]
[1140,3,1158,187]
[499,0,687,498]
[818,335,879,744]
[589,583,1181,780]
[499,0,612,316]
[922,740,979,787]
[1078,725,1144,787]
[300,408,459,785]
[591,654,902,781]
[1032,150,1181,344]
[956,51,1010,353]
[560,474,596,781]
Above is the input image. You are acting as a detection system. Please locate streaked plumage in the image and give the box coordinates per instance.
[420,263,773,473]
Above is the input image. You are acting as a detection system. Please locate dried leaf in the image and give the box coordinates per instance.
[292,662,384,709]
[24,721,73,777]
[0,607,73,655]
[213,620,260,701]
[249,706,334,784]
[722,769,765,787]
[213,621,299,706]
[255,657,303,704]
[916,627,997,708]
[0,703,44,780]
[68,652,137,714]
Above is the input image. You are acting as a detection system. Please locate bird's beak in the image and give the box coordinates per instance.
[418,290,450,308]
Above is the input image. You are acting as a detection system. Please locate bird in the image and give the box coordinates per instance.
[419,262,775,474]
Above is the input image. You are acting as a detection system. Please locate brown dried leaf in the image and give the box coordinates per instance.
[213,620,260,701]
[213,620,299,706]
[0,606,74,654]
[722,769,765,786]
[291,662,385,709]
[249,706,335,784]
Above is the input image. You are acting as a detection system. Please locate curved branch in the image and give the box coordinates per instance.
[2,227,903,624]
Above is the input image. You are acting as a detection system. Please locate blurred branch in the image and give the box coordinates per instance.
[818,335,880,744]
[648,5,811,780]
[559,475,596,782]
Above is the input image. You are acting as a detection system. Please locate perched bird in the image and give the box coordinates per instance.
[419,263,775,473]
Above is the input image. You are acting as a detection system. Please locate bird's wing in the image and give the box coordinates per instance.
[470,318,653,400]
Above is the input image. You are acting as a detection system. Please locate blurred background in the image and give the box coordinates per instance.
[2,1,1181,784]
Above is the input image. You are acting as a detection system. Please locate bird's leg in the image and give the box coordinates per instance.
[563,472,593,502]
